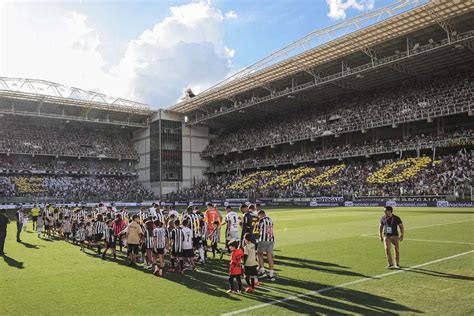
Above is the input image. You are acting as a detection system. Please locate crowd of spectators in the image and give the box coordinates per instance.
[0,120,138,160]
[208,129,473,172]
[0,175,154,201]
[170,150,472,200]
[0,156,136,175]
[202,72,473,157]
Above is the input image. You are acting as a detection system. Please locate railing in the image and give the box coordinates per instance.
[204,136,474,173]
[202,101,472,158]
[0,195,153,205]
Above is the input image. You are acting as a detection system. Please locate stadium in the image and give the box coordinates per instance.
[1,0,473,315]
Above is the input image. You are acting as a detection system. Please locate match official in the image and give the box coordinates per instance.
[0,209,10,255]
[379,206,404,269]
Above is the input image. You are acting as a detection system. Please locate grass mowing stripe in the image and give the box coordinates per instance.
[222,250,474,316]
[361,235,474,245]
[400,238,474,245]
[361,219,474,236]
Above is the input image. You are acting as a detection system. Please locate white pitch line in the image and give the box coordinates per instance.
[400,238,474,245]
[360,235,474,245]
[222,250,474,316]
[361,219,474,237]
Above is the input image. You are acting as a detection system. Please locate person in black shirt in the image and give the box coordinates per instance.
[0,209,11,255]
[379,206,404,269]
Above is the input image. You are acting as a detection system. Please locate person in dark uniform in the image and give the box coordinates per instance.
[0,209,11,255]
[379,206,404,269]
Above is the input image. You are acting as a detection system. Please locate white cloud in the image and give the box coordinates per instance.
[326,0,375,20]
[225,10,238,20]
[1,1,235,108]
[2,8,115,94]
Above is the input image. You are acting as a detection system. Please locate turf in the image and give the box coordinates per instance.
[1,207,473,315]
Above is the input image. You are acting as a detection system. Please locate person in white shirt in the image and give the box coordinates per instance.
[149,203,158,220]
[22,213,28,232]
[181,219,196,272]
[224,206,240,243]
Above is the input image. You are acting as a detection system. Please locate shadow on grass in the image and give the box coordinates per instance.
[275,255,371,278]
[2,255,24,269]
[34,239,422,314]
[407,268,474,281]
[19,241,43,249]
[196,258,421,314]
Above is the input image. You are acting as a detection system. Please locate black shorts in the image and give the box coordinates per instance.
[202,239,208,247]
[154,248,165,255]
[86,236,93,242]
[244,265,258,277]
[183,249,194,258]
[192,237,202,248]
[64,232,71,237]
[171,250,183,257]
[105,241,116,248]
[114,236,122,245]
[94,233,103,242]
[128,244,139,255]
[32,216,38,222]
[141,243,146,253]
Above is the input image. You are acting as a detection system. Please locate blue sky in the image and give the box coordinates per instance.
[0,0,400,108]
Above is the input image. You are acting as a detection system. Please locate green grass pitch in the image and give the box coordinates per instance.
[1,207,473,315]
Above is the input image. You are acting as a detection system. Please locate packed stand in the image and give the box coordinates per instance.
[0,155,137,175]
[171,150,473,200]
[0,120,138,160]
[0,176,154,201]
[208,129,473,172]
[202,72,473,157]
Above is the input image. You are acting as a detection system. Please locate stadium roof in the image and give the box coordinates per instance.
[170,0,474,116]
[0,77,152,115]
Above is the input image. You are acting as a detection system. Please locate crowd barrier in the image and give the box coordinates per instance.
[1,196,472,210]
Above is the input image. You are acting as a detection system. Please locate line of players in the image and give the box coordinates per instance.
[28,202,275,283]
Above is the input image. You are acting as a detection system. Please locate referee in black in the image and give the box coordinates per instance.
[0,209,10,255]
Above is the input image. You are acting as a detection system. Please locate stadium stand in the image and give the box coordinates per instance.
[201,73,473,157]
[171,70,474,202]
[0,116,153,202]
[170,150,472,201]
[0,118,138,160]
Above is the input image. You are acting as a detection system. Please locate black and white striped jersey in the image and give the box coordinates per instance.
[76,228,86,241]
[153,227,167,249]
[171,227,184,252]
[200,221,208,241]
[187,213,201,237]
[93,221,107,235]
[144,229,154,249]
[139,210,150,222]
[210,228,219,245]
[259,216,274,242]
[156,211,166,226]
[104,227,114,243]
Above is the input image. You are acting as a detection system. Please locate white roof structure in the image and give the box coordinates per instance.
[0,77,151,114]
